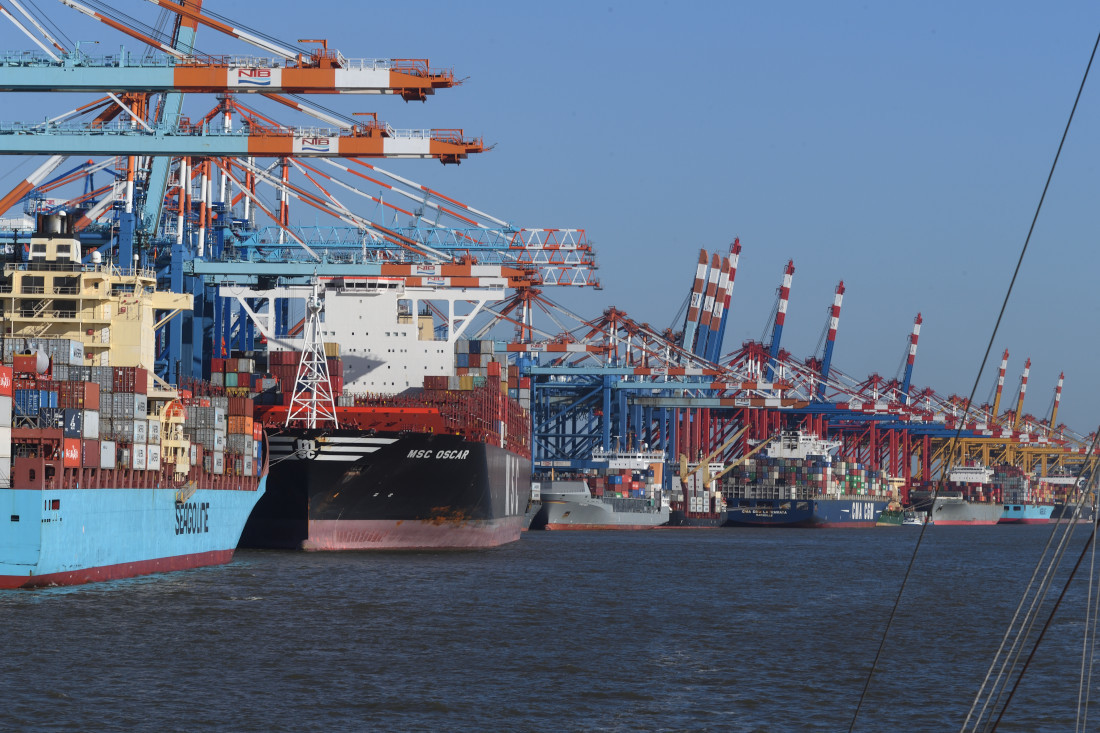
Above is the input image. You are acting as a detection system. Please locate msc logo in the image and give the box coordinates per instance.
[237,68,272,86]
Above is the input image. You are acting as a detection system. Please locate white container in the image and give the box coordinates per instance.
[100,440,116,469]
[133,419,148,444]
[0,395,11,426]
[214,408,227,431]
[189,444,198,466]
[212,451,224,475]
[147,444,161,471]
[213,430,227,452]
[134,394,148,418]
[148,419,161,443]
[243,455,254,476]
[131,443,147,470]
[82,410,100,440]
[0,425,10,460]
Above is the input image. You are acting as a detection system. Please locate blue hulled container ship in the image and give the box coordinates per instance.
[0,214,266,588]
[722,430,893,528]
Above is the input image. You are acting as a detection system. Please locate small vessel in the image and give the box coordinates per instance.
[528,448,669,530]
[902,510,925,526]
[877,500,905,526]
[0,214,267,588]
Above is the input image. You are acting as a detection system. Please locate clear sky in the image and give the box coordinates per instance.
[1,1,1100,432]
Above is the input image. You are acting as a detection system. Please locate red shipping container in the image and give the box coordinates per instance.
[225,358,238,372]
[13,354,37,375]
[63,438,81,467]
[84,382,100,411]
[82,439,100,468]
[487,361,501,377]
[253,422,263,441]
[520,377,531,389]
[0,365,11,397]
[211,358,225,374]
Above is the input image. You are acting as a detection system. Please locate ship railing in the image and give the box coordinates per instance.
[3,261,155,279]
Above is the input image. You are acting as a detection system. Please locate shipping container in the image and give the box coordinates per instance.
[131,444,147,471]
[212,451,225,475]
[133,419,148,444]
[63,408,82,438]
[63,437,81,467]
[147,445,161,472]
[100,440,116,469]
[81,439,99,468]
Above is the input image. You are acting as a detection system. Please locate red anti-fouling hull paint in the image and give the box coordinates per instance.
[304,517,525,550]
[0,550,234,589]
[544,523,661,531]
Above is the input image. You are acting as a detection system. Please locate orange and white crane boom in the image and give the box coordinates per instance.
[1012,358,1031,431]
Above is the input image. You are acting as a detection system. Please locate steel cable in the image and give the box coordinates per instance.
[848,24,1100,733]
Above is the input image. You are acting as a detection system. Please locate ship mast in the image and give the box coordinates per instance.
[285,279,339,429]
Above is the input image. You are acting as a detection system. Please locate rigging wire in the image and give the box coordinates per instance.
[847,24,1100,733]
[22,0,74,50]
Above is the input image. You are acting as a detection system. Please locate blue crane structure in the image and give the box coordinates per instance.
[0,0,597,390]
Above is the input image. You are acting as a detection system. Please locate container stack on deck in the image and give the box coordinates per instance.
[722,455,895,498]
[0,336,262,482]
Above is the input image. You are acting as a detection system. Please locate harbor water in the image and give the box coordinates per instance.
[2,525,1093,731]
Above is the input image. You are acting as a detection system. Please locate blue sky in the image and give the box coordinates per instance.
[2,1,1100,431]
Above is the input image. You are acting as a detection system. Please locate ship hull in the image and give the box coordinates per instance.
[1050,502,1096,524]
[928,497,1002,526]
[664,510,724,528]
[723,498,888,528]
[534,494,669,531]
[0,483,265,589]
[244,431,531,550]
[999,504,1054,524]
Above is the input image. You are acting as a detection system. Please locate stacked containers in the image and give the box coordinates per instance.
[0,365,11,488]
[226,395,255,476]
[264,348,342,399]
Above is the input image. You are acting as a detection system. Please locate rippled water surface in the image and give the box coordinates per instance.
[3,525,1097,731]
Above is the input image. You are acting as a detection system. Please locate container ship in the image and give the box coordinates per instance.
[666,458,726,527]
[527,448,669,530]
[239,276,531,550]
[721,430,892,528]
[1034,473,1095,523]
[0,214,266,588]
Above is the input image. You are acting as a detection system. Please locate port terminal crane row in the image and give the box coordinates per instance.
[510,241,1097,494]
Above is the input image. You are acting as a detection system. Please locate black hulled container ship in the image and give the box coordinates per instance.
[239,273,532,550]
